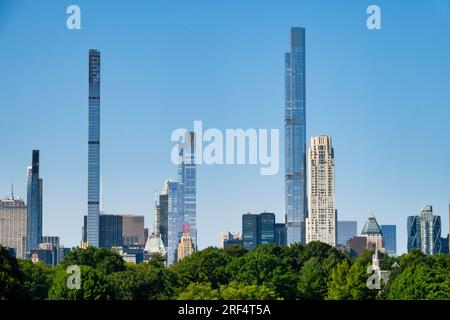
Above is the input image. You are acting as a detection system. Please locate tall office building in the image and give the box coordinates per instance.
[242,212,277,250]
[167,180,183,265]
[220,232,242,248]
[337,221,357,247]
[87,49,101,247]
[122,215,145,246]
[380,225,397,256]
[0,197,27,259]
[26,150,43,254]
[178,132,197,249]
[83,214,123,248]
[242,213,260,250]
[275,223,287,246]
[259,212,276,245]
[306,136,336,246]
[285,27,307,245]
[156,182,169,248]
[361,213,384,252]
[407,205,443,255]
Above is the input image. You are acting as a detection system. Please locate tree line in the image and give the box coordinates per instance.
[1,242,450,300]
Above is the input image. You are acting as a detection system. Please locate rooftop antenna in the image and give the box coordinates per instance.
[11,177,14,200]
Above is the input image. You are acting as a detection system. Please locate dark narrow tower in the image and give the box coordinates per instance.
[87,49,101,246]
[26,150,43,254]
[285,27,307,245]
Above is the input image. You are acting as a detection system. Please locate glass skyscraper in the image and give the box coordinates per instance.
[242,213,260,250]
[26,150,43,254]
[380,224,397,256]
[285,27,307,245]
[167,180,183,265]
[259,212,275,245]
[337,221,357,247]
[407,205,443,255]
[178,132,197,250]
[87,49,101,247]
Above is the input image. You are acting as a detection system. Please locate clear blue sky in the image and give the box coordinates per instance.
[1,0,450,254]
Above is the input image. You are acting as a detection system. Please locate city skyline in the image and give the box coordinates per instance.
[1,1,450,254]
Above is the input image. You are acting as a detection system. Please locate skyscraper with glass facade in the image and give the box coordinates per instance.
[242,213,260,250]
[380,224,397,256]
[87,49,101,247]
[167,180,183,265]
[259,212,276,245]
[285,27,307,245]
[178,132,197,250]
[337,221,357,247]
[26,150,43,254]
[407,205,443,255]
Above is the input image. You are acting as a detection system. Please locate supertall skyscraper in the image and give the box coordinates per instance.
[87,49,101,247]
[306,136,336,246]
[178,132,197,249]
[26,150,43,254]
[285,27,307,245]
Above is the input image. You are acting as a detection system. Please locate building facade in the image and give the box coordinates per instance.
[83,214,123,248]
[122,215,145,246]
[242,213,260,250]
[306,136,336,246]
[167,180,183,265]
[177,230,194,262]
[285,27,307,245]
[26,150,43,254]
[178,132,197,250]
[361,213,384,252]
[337,221,357,247]
[87,49,101,247]
[156,185,169,248]
[380,224,397,256]
[407,205,443,255]
[0,197,27,259]
[259,212,276,245]
[275,223,287,246]
[220,232,242,249]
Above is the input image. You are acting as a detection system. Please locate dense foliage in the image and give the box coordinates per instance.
[1,243,449,300]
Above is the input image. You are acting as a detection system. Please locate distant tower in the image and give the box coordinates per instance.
[306,136,336,246]
[361,213,384,252]
[178,132,197,249]
[87,49,101,247]
[26,150,43,254]
[285,27,307,245]
[177,225,194,262]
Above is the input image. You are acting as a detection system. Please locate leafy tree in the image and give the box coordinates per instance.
[327,259,351,300]
[0,246,26,299]
[297,257,328,299]
[176,282,220,300]
[18,260,53,300]
[385,254,450,300]
[60,247,126,274]
[227,246,297,299]
[219,281,279,300]
[147,253,166,268]
[110,263,179,300]
[48,265,112,300]
[224,244,247,258]
[172,247,231,288]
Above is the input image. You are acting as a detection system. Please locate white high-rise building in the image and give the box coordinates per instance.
[0,197,27,259]
[306,136,336,246]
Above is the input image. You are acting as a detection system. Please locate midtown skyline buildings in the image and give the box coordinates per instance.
[1,1,449,255]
